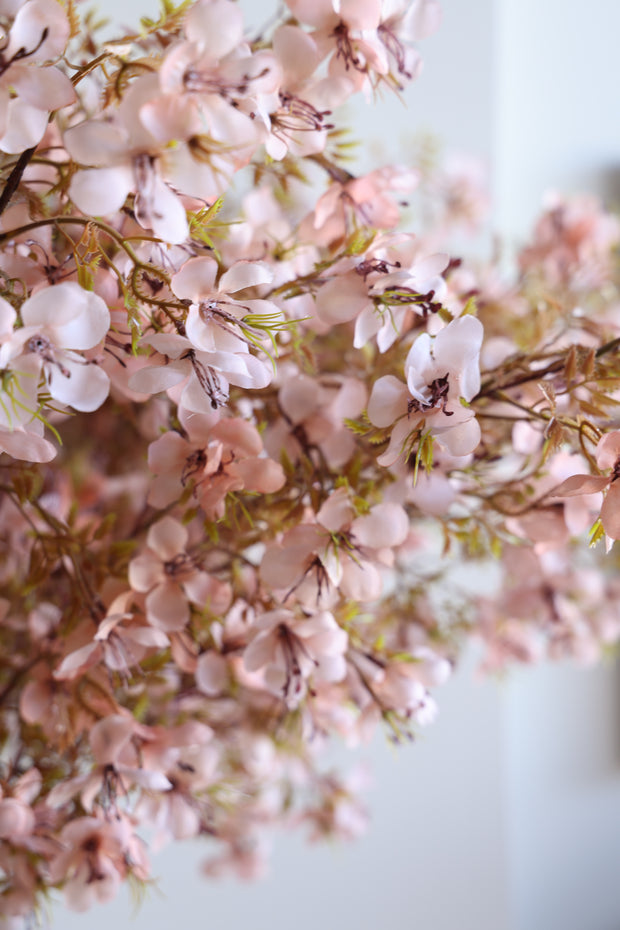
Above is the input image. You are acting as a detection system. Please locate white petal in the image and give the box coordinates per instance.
[64,120,129,166]
[219,261,273,294]
[23,283,110,350]
[69,166,134,217]
[0,99,47,153]
[186,0,244,57]
[46,355,110,412]
[147,516,188,561]
[171,256,218,300]
[367,375,408,427]
[135,173,189,244]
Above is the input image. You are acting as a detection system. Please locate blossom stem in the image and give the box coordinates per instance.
[0,147,36,217]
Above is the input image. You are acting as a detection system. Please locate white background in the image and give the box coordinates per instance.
[52,1,620,928]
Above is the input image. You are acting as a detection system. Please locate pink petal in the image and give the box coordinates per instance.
[315,272,370,325]
[351,502,409,548]
[0,99,47,153]
[600,482,620,539]
[434,316,483,380]
[244,630,277,672]
[148,430,189,475]
[146,582,189,631]
[90,715,134,765]
[0,799,35,839]
[0,427,56,462]
[341,558,382,601]
[118,766,172,791]
[596,431,620,470]
[11,64,75,110]
[69,166,134,217]
[128,361,187,395]
[147,515,188,561]
[219,261,273,294]
[272,25,320,84]
[436,416,481,456]
[338,0,382,29]
[317,488,354,531]
[46,356,110,412]
[135,173,189,244]
[551,474,610,497]
[196,651,228,696]
[185,0,244,57]
[367,375,408,427]
[171,256,218,300]
[279,374,318,423]
[64,121,129,166]
[285,0,337,29]
[48,285,110,350]
[231,457,286,493]
[128,551,164,593]
[213,418,263,456]
[124,627,170,649]
[53,642,100,680]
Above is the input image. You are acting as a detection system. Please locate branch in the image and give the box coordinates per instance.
[0,146,36,217]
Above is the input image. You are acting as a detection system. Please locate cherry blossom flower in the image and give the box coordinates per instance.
[368,314,483,465]
[265,370,367,470]
[551,430,620,543]
[170,254,280,356]
[0,0,76,153]
[129,327,273,413]
[148,410,285,518]
[261,487,409,607]
[65,74,205,244]
[129,515,230,631]
[49,815,148,912]
[0,282,111,413]
[53,592,170,679]
[243,607,348,707]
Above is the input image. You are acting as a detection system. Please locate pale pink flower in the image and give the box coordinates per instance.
[148,410,285,517]
[264,370,367,470]
[53,592,170,679]
[129,329,273,412]
[301,165,419,247]
[129,516,229,631]
[519,193,620,291]
[49,815,148,912]
[368,315,483,465]
[551,430,620,542]
[171,254,279,355]
[353,238,449,350]
[0,0,76,153]
[261,487,409,607]
[243,608,348,707]
[1,282,111,413]
[65,74,200,244]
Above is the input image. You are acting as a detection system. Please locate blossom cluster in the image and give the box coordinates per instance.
[0,0,619,922]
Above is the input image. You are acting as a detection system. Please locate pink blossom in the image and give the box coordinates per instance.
[551,430,620,543]
[147,409,285,517]
[0,282,111,413]
[368,314,483,464]
[0,0,76,153]
[129,516,230,631]
[243,607,348,707]
[261,487,409,607]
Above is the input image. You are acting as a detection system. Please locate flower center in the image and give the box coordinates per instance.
[408,374,453,416]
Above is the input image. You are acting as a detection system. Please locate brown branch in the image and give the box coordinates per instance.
[0,146,36,217]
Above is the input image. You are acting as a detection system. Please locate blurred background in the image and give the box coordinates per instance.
[54,1,620,927]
